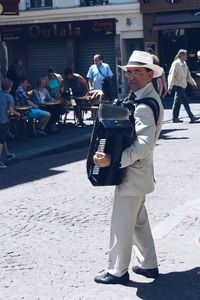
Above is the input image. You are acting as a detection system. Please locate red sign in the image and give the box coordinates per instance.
[0,0,19,15]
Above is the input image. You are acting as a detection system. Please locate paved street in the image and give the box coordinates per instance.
[0,105,200,299]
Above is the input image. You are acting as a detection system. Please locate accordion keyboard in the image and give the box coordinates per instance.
[92,138,106,175]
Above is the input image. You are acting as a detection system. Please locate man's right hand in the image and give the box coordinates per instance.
[168,89,172,95]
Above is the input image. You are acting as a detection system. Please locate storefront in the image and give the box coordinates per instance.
[140,0,200,72]
[0,19,116,88]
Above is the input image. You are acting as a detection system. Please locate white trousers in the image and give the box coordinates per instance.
[107,193,157,277]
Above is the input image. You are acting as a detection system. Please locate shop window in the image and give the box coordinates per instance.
[159,29,186,72]
[29,0,53,8]
[80,0,109,6]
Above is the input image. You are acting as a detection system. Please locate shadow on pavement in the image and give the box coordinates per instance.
[0,147,88,190]
[129,267,200,300]
[159,128,189,140]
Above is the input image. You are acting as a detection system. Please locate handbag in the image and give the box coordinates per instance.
[97,66,112,98]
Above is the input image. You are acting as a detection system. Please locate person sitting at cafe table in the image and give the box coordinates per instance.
[15,77,51,136]
[33,77,61,133]
[63,68,102,126]
[45,66,63,100]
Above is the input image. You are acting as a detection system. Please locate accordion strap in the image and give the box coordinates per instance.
[134,97,160,125]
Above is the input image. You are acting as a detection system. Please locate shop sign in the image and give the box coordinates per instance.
[0,0,19,15]
[0,19,116,41]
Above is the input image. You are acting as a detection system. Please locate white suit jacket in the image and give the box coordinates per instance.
[116,83,164,197]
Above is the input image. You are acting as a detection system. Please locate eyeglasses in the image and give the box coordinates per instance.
[126,70,147,77]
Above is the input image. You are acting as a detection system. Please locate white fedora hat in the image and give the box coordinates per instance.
[118,50,163,78]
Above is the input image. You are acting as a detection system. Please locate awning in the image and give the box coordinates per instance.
[0,0,19,15]
[153,11,200,30]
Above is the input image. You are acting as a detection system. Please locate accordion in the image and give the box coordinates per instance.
[86,102,135,186]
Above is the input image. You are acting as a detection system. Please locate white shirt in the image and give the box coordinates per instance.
[134,83,152,100]
[168,58,196,89]
[87,62,113,90]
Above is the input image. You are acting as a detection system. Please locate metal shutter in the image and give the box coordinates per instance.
[25,39,68,86]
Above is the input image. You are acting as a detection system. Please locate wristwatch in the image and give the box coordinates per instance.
[167,0,182,3]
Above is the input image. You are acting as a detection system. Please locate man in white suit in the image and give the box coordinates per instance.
[93,50,164,285]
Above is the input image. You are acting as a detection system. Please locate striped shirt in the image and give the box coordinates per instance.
[15,86,29,106]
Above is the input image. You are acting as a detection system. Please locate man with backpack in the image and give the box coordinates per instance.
[93,50,164,285]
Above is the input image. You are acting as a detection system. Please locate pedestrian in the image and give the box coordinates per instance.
[191,50,200,76]
[168,49,199,123]
[93,50,164,285]
[87,54,113,101]
[197,51,200,70]
[0,79,21,168]
[151,54,168,98]
[7,58,26,96]
[151,54,163,97]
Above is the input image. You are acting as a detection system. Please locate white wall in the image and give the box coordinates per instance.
[53,0,76,8]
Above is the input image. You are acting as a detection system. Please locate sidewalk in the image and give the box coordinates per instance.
[7,112,94,164]
[6,97,200,165]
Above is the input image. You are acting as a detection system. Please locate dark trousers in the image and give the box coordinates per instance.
[172,86,194,120]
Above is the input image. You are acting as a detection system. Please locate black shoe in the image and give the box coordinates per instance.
[0,161,7,169]
[94,272,129,285]
[132,266,159,278]
[190,116,200,123]
[173,118,183,123]
[6,153,16,161]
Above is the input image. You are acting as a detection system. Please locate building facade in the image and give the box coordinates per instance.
[0,0,143,96]
[140,0,200,73]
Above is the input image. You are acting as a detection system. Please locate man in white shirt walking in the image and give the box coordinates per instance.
[168,49,199,123]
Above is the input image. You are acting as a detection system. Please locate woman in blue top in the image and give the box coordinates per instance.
[46,66,63,100]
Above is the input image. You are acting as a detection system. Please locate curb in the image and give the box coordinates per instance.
[7,133,91,165]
